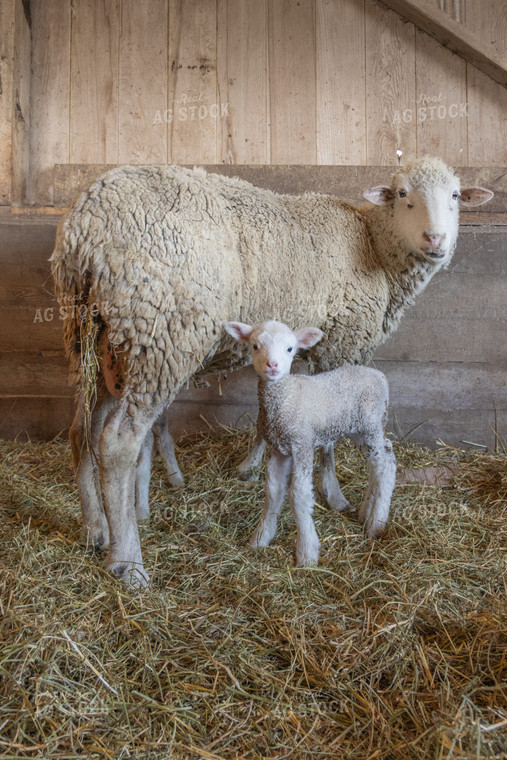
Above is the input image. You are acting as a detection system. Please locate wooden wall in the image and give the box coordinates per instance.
[25,0,507,204]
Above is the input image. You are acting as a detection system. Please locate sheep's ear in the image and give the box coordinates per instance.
[459,187,494,206]
[225,321,253,343]
[294,327,323,349]
[363,186,396,206]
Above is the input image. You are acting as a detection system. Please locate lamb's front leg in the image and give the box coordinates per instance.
[99,401,164,587]
[238,430,266,481]
[318,443,350,511]
[249,450,290,548]
[290,448,320,567]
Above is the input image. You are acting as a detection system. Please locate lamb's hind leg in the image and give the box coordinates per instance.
[237,430,266,481]
[70,393,115,550]
[99,400,165,587]
[249,450,291,548]
[318,443,350,511]
[290,448,320,567]
[152,408,185,488]
[356,434,396,538]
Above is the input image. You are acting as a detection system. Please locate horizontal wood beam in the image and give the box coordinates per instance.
[381,0,507,88]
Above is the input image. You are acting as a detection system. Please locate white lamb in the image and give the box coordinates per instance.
[225,320,396,567]
[50,157,492,585]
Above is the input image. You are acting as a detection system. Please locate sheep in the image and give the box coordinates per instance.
[51,158,493,586]
[225,319,396,566]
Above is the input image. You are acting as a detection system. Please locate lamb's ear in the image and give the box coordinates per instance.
[459,187,494,206]
[225,321,253,343]
[294,327,324,349]
[363,186,396,206]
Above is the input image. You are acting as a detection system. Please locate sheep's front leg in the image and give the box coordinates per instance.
[249,450,290,548]
[70,394,114,551]
[135,428,154,523]
[153,410,185,488]
[99,401,164,587]
[318,444,350,511]
[357,435,396,538]
[237,431,266,481]
[290,448,320,567]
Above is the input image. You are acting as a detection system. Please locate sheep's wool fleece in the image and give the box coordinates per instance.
[51,164,425,406]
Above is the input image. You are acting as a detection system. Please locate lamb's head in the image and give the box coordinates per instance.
[363,157,493,266]
[225,320,323,382]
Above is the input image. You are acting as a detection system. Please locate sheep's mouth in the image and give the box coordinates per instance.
[418,248,448,264]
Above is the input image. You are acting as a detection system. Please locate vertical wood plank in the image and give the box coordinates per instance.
[365,0,416,165]
[11,0,30,204]
[268,0,316,164]
[415,31,467,165]
[119,0,168,164]
[168,0,218,164]
[216,0,269,164]
[0,0,15,204]
[466,0,507,166]
[316,0,366,164]
[70,0,120,164]
[29,0,71,205]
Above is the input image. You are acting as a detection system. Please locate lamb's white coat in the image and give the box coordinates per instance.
[226,320,396,566]
[50,158,492,585]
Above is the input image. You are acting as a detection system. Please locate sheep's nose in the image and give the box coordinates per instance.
[267,360,278,369]
[423,232,445,251]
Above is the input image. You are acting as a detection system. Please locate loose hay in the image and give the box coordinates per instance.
[0,429,506,759]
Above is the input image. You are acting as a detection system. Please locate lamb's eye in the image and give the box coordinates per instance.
[452,191,459,200]
[407,203,414,209]
[398,190,406,198]
[287,347,293,353]
[252,344,258,351]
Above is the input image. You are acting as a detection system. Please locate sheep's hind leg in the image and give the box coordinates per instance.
[318,444,350,511]
[70,393,114,551]
[237,431,266,481]
[99,400,165,587]
[153,408,185,488]
[356,434,396,539]
[135,428,154,523]
[249,450,290,549]
[290,448,320,567]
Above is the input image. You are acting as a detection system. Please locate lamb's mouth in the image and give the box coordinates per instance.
[418,248,448,263]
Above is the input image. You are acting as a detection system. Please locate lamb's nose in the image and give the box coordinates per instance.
[423,232,445,251]
[267,361,278,369]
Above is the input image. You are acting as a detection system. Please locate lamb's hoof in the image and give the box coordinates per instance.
[106,560,150,589]
[365,520,387,540]
[296,542,320,567]
[168,471,185,488]
[249,533,270,549]
[324,493,351,512]
[296,552,320,568]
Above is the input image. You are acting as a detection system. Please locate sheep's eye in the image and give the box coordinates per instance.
[398,190,406,198]
[252,344,258,351]
[452,191,459,200]
[287,346,293,353]
[407,203,414,209]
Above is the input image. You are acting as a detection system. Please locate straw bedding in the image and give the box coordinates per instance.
[0,429,505,759]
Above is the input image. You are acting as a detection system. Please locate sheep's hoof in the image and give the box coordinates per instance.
[322,491,350,512]
[238,467,259,482]
[106,560,150,589]
[82,526,110,552]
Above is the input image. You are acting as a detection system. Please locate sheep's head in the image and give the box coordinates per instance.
[225,320,323,382]
[363,157,493,265]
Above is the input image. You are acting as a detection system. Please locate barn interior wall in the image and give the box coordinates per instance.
[23,0,507,205]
